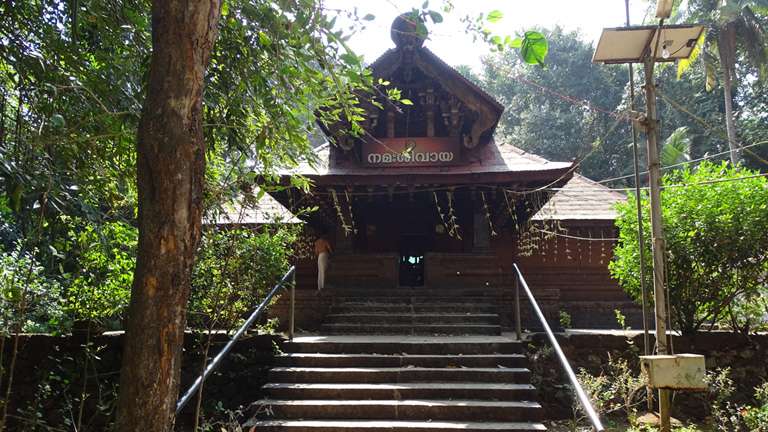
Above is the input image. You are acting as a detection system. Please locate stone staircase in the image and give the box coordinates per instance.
[247,289,546,431]
[321,288,503,335]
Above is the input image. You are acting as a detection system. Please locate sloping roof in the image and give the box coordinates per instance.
[278,141,574,186]
[532,174,626,221]
[369,46,505,113]
[205,189,301,226]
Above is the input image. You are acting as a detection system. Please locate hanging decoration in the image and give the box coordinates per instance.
[503,190,520,230]
[433,191,460,239]
[480,191,498,237]
[344,189,358,235]
[445,190,462,240]
[330,188,353,236]
[600,229,607,265]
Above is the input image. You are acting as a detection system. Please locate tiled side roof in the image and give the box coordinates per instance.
[532,174,626,221]
[280,141,572,177]
[205,189,301,226]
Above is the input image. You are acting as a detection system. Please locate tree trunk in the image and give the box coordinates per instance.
[718,22,740,165]
[114,2,221,432]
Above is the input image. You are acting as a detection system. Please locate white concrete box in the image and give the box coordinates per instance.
[640,354,707,391]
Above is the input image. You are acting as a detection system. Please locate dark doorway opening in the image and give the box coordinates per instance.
[399,234,426,286]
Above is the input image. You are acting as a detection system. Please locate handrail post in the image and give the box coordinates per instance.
[289,270,296,341]
[514,273,522,341]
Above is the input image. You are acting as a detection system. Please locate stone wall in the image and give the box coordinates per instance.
[0,331,282,431]
[527,331,768,421]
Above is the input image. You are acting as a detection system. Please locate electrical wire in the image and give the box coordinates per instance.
[596,140,768,184]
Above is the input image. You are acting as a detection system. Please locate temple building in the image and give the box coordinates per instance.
[266,16,640,330]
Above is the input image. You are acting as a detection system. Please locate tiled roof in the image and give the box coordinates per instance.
[280,141,573,180]
[532,174,626,221]
[205,189,301,226]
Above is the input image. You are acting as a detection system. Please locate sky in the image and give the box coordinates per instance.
[324,0,651,71]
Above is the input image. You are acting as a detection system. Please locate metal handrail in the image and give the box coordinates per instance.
[512,263,605,432]
[176,265,296,414]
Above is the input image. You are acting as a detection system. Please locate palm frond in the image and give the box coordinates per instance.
[661,127,692,167]
[737,5,768,79]
[677,29,708,78]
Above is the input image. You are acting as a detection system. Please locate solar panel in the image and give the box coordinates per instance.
[592,24,705,64]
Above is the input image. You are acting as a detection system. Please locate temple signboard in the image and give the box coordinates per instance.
[362,137,460,167]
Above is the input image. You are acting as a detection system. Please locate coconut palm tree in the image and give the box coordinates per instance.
[677,0,768,165]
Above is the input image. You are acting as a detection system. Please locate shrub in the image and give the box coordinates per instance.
[610,162,768,334]
[0,244,64,333]
[61,219,137,328]
[743,382,768,431]
[189,226,296,330]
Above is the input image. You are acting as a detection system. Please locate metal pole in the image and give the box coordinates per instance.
[513,264,604,432]
[625,0,653,412]
[643,54,671,432]
[514,274,522,341]
[289,271,296,341]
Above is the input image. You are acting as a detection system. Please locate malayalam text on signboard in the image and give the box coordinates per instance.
[362,137,459,167]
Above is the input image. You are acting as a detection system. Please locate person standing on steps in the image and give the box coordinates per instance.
[314,228,332,293]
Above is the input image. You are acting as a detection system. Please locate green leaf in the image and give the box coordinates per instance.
[428,10,443,24]
[340,52,360,66]
[362,14,375,21]
[257,31,271,47]
[519,31,548,65]
[487,10,503,23]
[400,98,413,105]
[51,114,65,128]
[507,37,523,49]
[661,127,691,167]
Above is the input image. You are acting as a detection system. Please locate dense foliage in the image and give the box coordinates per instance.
[481,27,633,181]
[610,162,768,334]
[189,226,297,330]
[478,20,768,182]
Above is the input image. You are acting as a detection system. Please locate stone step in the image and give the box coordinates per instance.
[283,336,522,355]
[330,303,499,314]
[275,353,527,368]
[267,367,531,384]
[321,323,502,336]
[324,313,501,325]
[253,399,542,422]
[333,297,501,304]
[327,288,505,297]
[262,382,537,400]
[246,419,547,431]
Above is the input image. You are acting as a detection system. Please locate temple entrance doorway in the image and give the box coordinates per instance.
[399,234,427,286]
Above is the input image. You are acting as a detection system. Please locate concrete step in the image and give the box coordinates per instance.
[327,288,504,297]
[274,353,527,368]
[330,303,499,314]
[267,367,531,384]
[283,336,522,355]
[334,297,501,305]
[321,323,502,336]
[253,399,542,422]
[324,313,501,325]
[246,419,547,431]
[262,382,537,400]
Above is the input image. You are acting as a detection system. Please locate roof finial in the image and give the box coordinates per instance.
[391,12,427,49]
